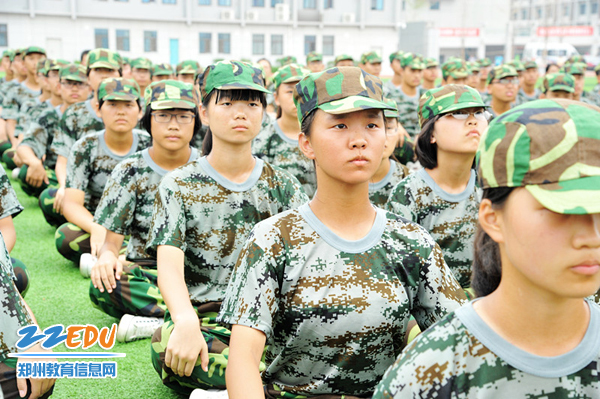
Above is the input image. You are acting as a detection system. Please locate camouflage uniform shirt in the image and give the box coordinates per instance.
[0,164,24,220]
[0,80,20,111]
[52,99,104,158]
[146,157,308,305]
[373,299,600,399]
[369,160,410,208]
[218,204,467,397]
[386,169,481,288]
[383,80,422,139]
[94,147,199,263]
[66,129,151,213]
[15,97,50,137]
[20,105,62,169]
[252,119,317,198]
[515,88,541,106]
[1,82,41,122]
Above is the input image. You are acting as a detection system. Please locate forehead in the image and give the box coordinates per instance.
[316,108,383,121]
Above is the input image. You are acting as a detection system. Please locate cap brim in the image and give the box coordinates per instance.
[441,101,489,114]
[63,76,86,83]
[384,110,399,118]
[89,62,119,70]
[103,94,139,102]
[550,85,575,93]
[217,83,271,94]
[526,176,600,214]
[150,100,196,110]
[319,95,396,115]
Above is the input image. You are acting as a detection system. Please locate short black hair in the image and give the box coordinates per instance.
[81,49,91,62]
[98,98,142,111]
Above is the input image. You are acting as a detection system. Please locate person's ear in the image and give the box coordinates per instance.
[199,103,209,126]
[298,132,315,160]
[94,100,102,118]
[479,198,505,244]
[273,90,280,107]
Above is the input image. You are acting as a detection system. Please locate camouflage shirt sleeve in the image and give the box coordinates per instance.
[1,86,20,120]
[65,136,92,192]
[20,111,54,161]
[385,175,418,221]
[0,165,24,220]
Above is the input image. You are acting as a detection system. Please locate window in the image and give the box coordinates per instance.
[0,24,6,47]
[144,30,157,52]
[563,4,570,16]
[271,0,283,5]
[304,35,316,55]
[545,4,553,18]
[218,33,231,53]
[198,0,210,4]
[163,0,176,3]
[271,34,283,55]
[324,0,333,8]
[592,1,599,14]
[322,35,334,55]
[521,8,528,19]
[303,0,316,9]
[430,1,439,10]
[95,28,109,48]
[371,0,383,10]
[199,32,212,53]
[116,29,130,51]
[252,0,264,6]
[142,0,155,3]
[218,0,231,5]
[536,6,542,18]
[253,34,265,55]
[580,1,586,14]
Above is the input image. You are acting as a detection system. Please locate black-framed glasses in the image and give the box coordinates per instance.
[61,80,87,88]
[443,110,490,121]
[493,78,519,86]
[151,112,195,124]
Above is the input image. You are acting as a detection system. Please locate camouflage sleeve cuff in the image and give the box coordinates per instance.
[217,313,273,340]
[145,240,186,258]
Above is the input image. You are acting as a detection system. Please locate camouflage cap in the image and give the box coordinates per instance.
[59,64,88,83]
[335,54,354,64]
[383,99,399,118]
[24,46,46,56]
[441,58,468,80]
[418,84,487,128]
[595,64,600,73]
[2,49,14,59]
[122,56,131,66]
[306,52,323,63]
[153,63,174,76]
[176,60,201,75]
[566,54,585,65]
[37,60,49,75]
[541,73,575,94]
[477,58,492,67]
[477,99,600,214]
[88,48,122,70]
[524,60,538,70]
[388,51,404,64]
[131,57,152,70]
[278,56,298,66]
[272,64,310,89]
[467,61,480,73]
[425,57,439,68]
[400,53,425,69]
[41,59,68,75]
[361,51,382,64]
[97,78,141,102]
[486,64,518,85]
[144,79,198,110]
[561,62,586,76]
[508,59,524,72]
[198,60,270,101]
[14,48,24,57]
[293,66,395,124]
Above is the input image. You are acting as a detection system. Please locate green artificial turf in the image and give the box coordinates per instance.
[8,173,181,398]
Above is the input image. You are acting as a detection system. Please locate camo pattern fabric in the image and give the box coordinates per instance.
[541,73,575,94]
[66,129,151,212]
[369,160,410,208]
[386,169,481,288]
[373,300,600,399]
[94,148,199,262]
[20,105,61,169]
[144,80,197,110]
[97,78,140,102]
[0,80,19,110]
[218,204,467,397]
[1,82,41,122]
[383,80,422,139]
[87,48,122,70]
[14,97,47,137]
[0,164,24,220]
[52,100,105,158]
[198,60,270,101]
[417,84,486,128]
[441,58,468,80]
[252,119,317,198]
[515,87,542,106]
[485,64,518,86]
[146,157,308,305]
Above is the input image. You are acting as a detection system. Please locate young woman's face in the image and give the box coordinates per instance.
[300,108,386,186]
[150,108,195,152]
[274,82,297,119]
[383,118,400,159]
[201,91,264,147]
[97,99,141,133]
[432,106,487,156]
[490,188,600,299]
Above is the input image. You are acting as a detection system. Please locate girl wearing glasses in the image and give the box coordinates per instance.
[145,61,308,395]
[88,81,200,342]
[387,85,488,293]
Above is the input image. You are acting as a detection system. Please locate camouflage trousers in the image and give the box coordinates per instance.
[11,257,30,297]
[55,222,90,264]
[39,187,67,227]
[393,139,415,166]
[264,386,369,399]
[150,302,234,394]
[89,261,166,319]
[17,165,58,198]
[0,140,11,156]
[0,361,55,399]
[2,148,17,170]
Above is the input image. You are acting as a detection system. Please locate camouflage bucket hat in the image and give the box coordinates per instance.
[418,84,487,127]
[88,48,122,70]
[542,73,575,94]
[24,46,46,56]
[272,64,310,89]
[177,60,200,75]
[400,53,425,69]
[131,57,152,70]
[198,60,270,101]
[388,51,404,64]
[153,63,174,76]
[97,78,141,102]
[59,64,87,82]
[361,51,382,64]
[383,99,399,118]
[293,66,395,124]
[425,57,439,68]
[561,62,586,76]
[477,99,600,214]
[486,64,518,85]
[441,59,468,80]
[145,80,198,110]
[524,60,538,70]
[306,52,323,63]
[335,54,354,64]
[478,58,492,67]
[279,56,298,66]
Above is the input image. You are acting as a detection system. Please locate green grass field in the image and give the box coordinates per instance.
[8,173,181,398]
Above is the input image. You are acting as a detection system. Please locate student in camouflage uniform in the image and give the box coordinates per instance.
[252,64,316,197]
[0,50,17,155]
[17,64,91,199]
[540,72,575,100]
[121,56,132,79]
[466,61,479,88]
[131,57,152,95]
[486,64,518,118]
[219,66,466,399]
[441,58,468,85]
[359,51,382,77]
[334,53,354,67]
[305,51,324,73]
[369,99,410,207]
[421,57,438,90]
[475,58,492,104]
[176,60,201,84]
[374,98,600,398]
[515,60,541,105]
[152,63,174,82]
[387,85,488,292]
[40,48,121,225]
[55,77,150,264]
[562,62,594,105]
[146,61,308,395]
[90,80,201,342]
[387,50,403,87]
